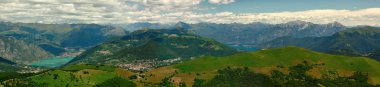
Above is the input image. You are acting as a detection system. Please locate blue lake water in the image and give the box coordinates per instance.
[31,57,74,68]
[229,45,259,52]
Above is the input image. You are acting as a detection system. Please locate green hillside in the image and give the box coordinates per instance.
[2,47,380,87]
[174,46,380,84]
[0,57,21,72]
[67,28,237,65]
[1,65,136,87]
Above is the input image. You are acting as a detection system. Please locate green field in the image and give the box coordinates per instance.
[31,57,74,68]
[174,46,380,84]
[1,65,136,87]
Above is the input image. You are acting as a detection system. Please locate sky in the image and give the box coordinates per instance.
[0,0,379,26]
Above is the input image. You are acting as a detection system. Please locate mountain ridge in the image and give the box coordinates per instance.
[66,28,238,67]
[259,26,380,60]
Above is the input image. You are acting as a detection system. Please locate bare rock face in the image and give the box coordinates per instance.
[0,37,53,64]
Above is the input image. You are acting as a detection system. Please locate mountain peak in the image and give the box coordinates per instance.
[327,21,345,27]
[175,21,192,29]
[285,20,312,25]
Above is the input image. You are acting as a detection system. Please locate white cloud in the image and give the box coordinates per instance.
[127,0,202,12]
[208,0,235,4]
[144,8,380,26]
[0,0,379,26]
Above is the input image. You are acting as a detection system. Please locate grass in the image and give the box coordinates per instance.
[174,46,380,84]
[142,67,177,84]
[25,65,120,87]
[28,69,117,87]
[74,69,117,85]
[115,68,135,79]
[173,53,257,72]
[29,70,82,86]
[62,64,115,72]
[2,64,132,87]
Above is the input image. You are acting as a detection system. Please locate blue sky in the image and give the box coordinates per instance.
[0,0,379,26]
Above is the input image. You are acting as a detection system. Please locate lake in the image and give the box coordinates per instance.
[31,57,74,68]
[229,45,259,52]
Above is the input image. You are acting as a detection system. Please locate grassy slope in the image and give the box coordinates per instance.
[173,46,380,84]
[29,70,116,86]
[4,65,132,87]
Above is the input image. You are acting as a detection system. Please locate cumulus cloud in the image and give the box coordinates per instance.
[0,0,379,26]
[208,0,235,5]
[127,0,202,12]
[137,8,380,26]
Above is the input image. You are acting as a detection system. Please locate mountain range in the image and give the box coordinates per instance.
[115,21,347,51]
[0,22,128,64]
[188,21,346,45]
[67,28,237,66]
[260,26,380,60]
[0,36,52,64]
[0,21,356,66]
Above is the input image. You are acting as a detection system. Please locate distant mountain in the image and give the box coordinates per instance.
[369,50,380,61]
[174,22,192,29]
[60,24,128,48]
[113,22,175,31]
[66,28,238,65]
[189,21,346,45]
[260,26,380,60]
[0,22,129,66]
[0,22,128,55]
[112,21,347,51]
[0,37,53,64]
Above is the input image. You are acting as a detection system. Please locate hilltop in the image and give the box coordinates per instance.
[66,28,238,69]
